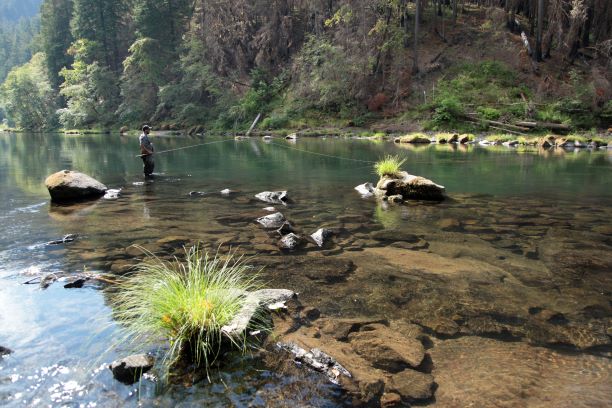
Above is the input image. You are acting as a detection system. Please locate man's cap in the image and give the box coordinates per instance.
[142,125,151,131]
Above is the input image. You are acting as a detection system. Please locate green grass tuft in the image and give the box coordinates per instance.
[374,155,406,178]
[110,245,263,379]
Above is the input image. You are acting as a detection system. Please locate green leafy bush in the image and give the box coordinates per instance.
[477,106,501,120]
[430,96,464,129]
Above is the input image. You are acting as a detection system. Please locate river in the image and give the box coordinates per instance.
[0,131,610,406]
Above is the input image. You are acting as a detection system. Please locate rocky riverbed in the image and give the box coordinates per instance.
[1,133,610,406]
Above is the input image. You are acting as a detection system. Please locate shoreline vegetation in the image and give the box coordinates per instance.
[1,4,611,138]
[2,126,609,149]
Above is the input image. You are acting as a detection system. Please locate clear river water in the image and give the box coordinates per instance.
[0,132,610,407]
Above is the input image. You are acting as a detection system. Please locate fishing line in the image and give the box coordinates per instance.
[267,141,377,164]
[135,138,234,157]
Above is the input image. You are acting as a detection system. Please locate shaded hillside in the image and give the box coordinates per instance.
[1,1,611,131]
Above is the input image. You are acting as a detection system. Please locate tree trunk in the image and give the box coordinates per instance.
[535,0,544,61]
[413,0,420,75]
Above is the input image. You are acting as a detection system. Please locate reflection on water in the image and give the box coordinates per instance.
[0,132,610,406]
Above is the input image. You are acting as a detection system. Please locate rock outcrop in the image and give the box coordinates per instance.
[45,170,107,202]
[375,171,445,201]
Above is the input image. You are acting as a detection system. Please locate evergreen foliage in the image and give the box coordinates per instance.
[0,0,611,131]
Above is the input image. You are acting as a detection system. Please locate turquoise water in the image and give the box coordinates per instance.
[0,132,610,406]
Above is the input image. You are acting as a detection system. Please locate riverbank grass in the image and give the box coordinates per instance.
[374,155,406,178]
[111,246,262,377]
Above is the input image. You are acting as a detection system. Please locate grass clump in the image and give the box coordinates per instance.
[111,246,263,378]
[374,155,406,178]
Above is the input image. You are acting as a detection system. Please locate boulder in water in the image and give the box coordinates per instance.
[0,346,12,356]
[354,182,375,198]
[109,354,154,384]
[45,170,107,202]
[276,221,295,236]
[255,191,288,205]
[279,233,305,250]
[104,188,121,199]
[311,228,334,247]
[375,171,445,201]
[256,212,286,229]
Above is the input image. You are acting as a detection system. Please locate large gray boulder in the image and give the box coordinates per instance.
[375,171,445,201]
[45,170,107,202]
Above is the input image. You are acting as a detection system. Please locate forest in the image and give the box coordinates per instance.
[0,0,611,132]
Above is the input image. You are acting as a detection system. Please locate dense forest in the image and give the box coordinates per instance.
[0,0,611,132]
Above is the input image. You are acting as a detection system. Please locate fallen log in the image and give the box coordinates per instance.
[465,114,530,132]
[515,121,570,131]
[488,126,528,136]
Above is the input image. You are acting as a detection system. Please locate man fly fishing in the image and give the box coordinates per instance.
[139,125,155,177]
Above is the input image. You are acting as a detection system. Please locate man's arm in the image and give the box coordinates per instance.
[140,143,154,155]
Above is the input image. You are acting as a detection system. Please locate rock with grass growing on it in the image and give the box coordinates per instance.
[376,171,445,201]
[45,170,107,202]
[109,354,155,384]
[394,133,432,144]
[110,246,272,379]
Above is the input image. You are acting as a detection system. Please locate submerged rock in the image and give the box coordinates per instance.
[387,370,435,401]
[45,170,107,202]
[46,234,78,245]
[221,289,295,339]
[355,182,375,198]
[311,228,334,247]
[0,346,12,356]
[256,212,286,229]
[255,191,288,205]
[279,233,305,250]
[109,354,154,384]
[276,342,351,385]
[276,221,295,236]
[349,327,425,372]
[103,188,121,199]
[375,171,445,201]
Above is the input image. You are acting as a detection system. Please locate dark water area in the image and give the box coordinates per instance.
[0,131,611,407]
